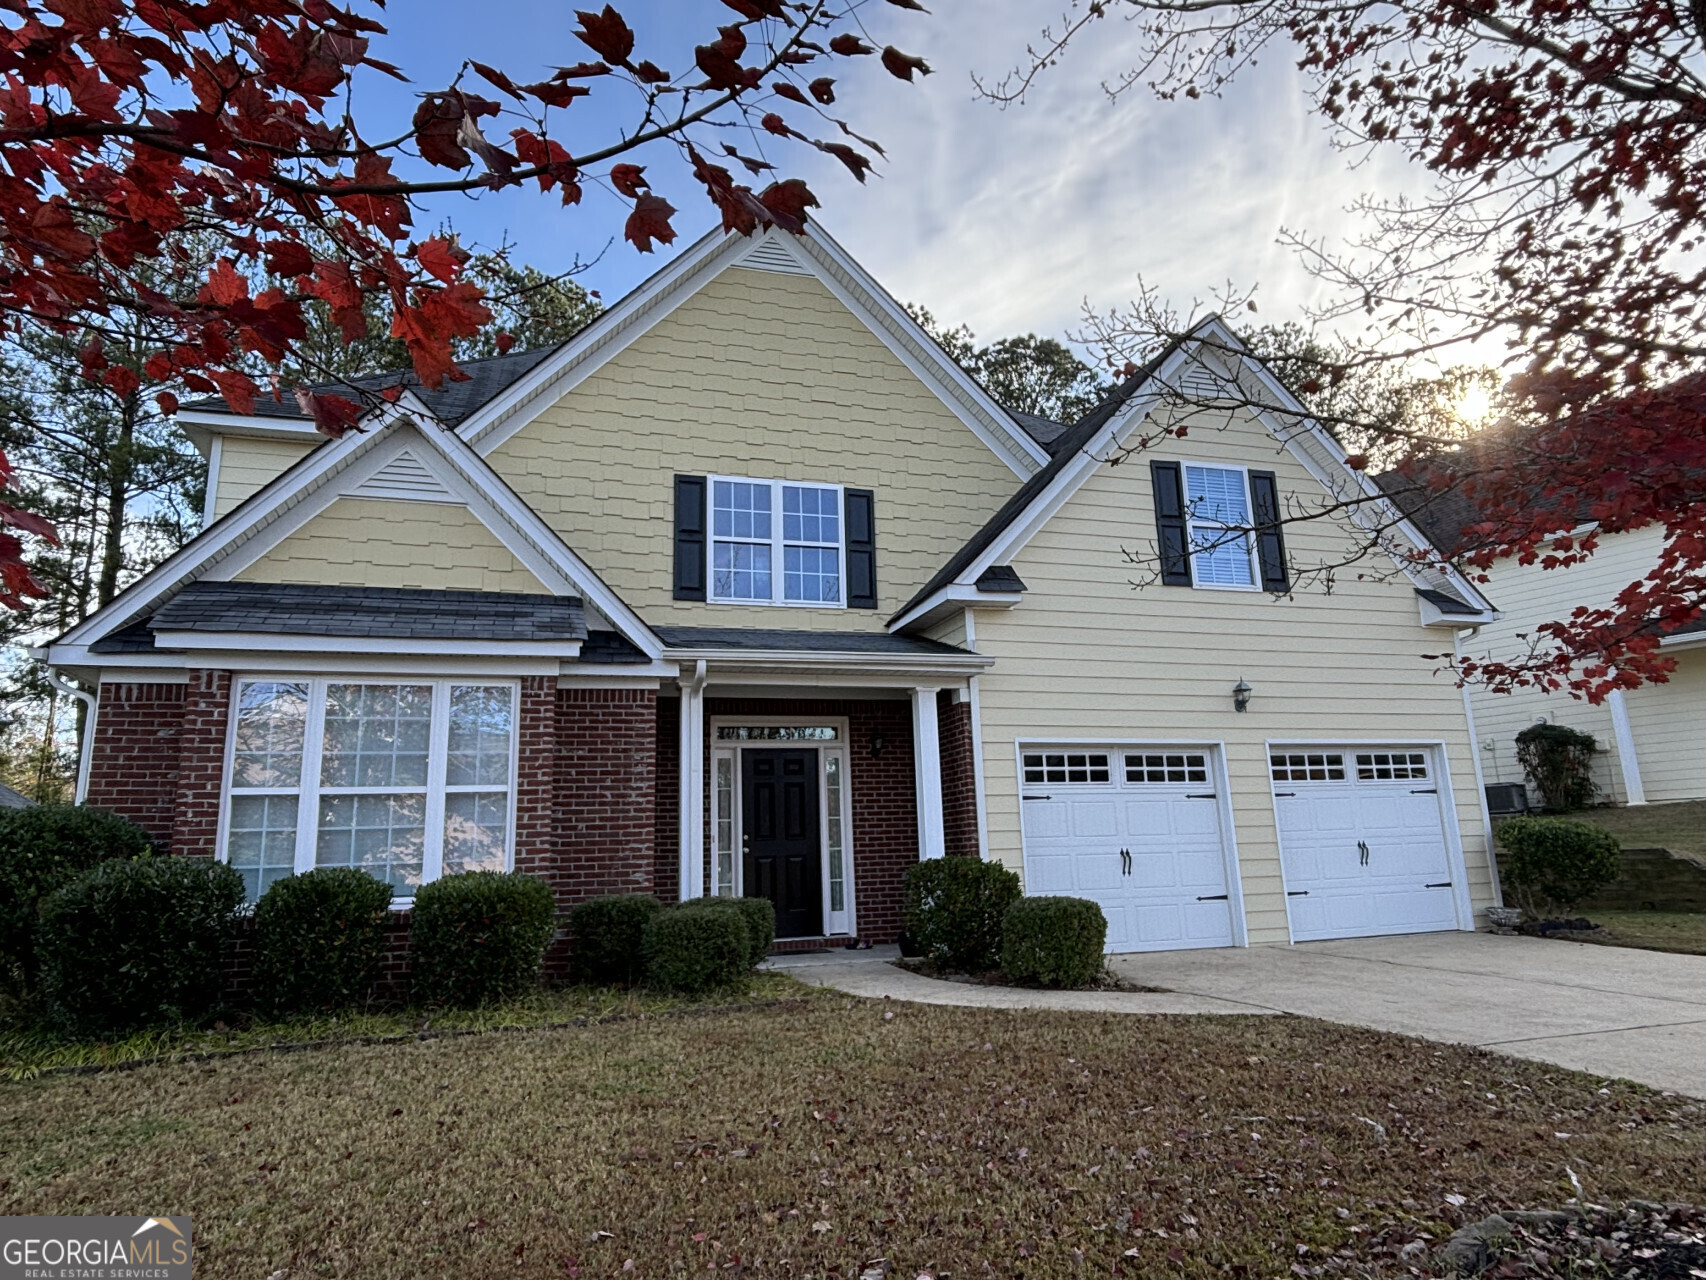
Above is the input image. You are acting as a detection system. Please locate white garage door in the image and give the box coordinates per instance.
[1272,747,1460,943]
[1020,747,1237,953]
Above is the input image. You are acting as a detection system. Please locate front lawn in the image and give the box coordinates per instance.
[1573,911,1706,957]
[2,1001,1702,1278]
[1571,800,1706,862]
[0,973,809,1079]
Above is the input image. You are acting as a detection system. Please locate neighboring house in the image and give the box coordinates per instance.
[1400,493,1704,807]
[42,224,1501,954]
[0,782,33,809]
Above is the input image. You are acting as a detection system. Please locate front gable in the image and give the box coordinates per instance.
[484,257,1032,629]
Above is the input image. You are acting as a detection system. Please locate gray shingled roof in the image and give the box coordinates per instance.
[179,344,562,429]
[146,581,586,642]
[0,782,33,809]
[1415,587,1482,616]
[654,626,975,657]
[1010,409,1071,452]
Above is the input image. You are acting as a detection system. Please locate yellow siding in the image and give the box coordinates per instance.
[234,497,547,593]
[488,266,1020,630]
[1622,647,1706,803]
[1463,526,1669,804]
[972,414,1494,945]
[214,436,319,517]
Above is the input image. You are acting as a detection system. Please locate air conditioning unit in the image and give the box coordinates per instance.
[1485,782,1530,816]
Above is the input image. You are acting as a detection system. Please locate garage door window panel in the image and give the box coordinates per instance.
[1126,753,1208,784]
[1022,752,1110,784]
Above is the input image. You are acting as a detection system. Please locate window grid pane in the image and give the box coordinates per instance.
[443,792,509,876]
[712,540,772,600]
[1270,753,1347,782]
[712,480,772,540]
[783,544,840,603]
[826,753,845,913]
[321,683,432,787]
[227,794,299,901]
[1124,753,1209,784]
[316,791,426,894]
[782,485,839,545]
[230,681,307,789]
[1021,752,1111,784]
[1355,751,1429,781]
[715,756,735,897]
[447,685,513,786]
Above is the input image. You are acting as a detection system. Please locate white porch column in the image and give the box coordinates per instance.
[678,660,708,899]
[912,686,946,860]
[1606,687,1647,805]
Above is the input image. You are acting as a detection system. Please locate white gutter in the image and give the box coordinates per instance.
[46,667,97,805]
[1453,628,1503,909]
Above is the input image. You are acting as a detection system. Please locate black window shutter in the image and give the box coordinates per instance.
[673,475,707,601]
[1249,470,1290,592]
[844,488,877,608]
[1150,461,1192,586]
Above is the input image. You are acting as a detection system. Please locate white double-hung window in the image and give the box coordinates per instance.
[710,476,844,606]
[222,678,517,901]
[1183,464,1257,588]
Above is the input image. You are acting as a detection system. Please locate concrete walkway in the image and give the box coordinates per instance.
[769,932,1706,1097]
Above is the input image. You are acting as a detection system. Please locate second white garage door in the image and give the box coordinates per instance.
[1020,747,1238,953]
[1272,747,1462,942]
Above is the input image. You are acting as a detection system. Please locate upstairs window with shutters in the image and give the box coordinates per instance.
[1152,462,1289,593]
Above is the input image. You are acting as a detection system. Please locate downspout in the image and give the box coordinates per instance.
[47,667,97,806]
[1453,628,1503,909]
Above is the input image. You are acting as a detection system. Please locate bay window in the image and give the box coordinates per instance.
[710,476,844,605]
[222,677,517,901]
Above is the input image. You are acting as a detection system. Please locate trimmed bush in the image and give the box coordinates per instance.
[36,856,244,1035]
[1515,723,1600,811]
[643,905,749,994]
[410,872,556,1007]
[0,804,152,993]
[687,895,775,968]
[1001,896,1107,987]
[1496,816,1622,915]
[902,856,1022,972]
[568,893,661,984]
[252,868,394,1016]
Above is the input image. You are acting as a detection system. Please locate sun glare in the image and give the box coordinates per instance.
[1455,384,1493,426]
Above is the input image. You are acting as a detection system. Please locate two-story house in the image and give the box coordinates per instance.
[44,223,1502,953]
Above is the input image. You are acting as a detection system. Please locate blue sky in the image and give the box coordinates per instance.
[354,0,1419,351]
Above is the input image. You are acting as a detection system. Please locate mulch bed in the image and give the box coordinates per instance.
[892,957,1170,993]
[1449,1201,1706,1278]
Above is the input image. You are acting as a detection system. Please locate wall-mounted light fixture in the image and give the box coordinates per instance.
[1232,678,1253,713]
[869,734,887,758]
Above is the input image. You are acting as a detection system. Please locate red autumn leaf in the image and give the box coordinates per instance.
[379,385,404,402]
[143,352,172,380]
[625,192,677,252]
[721,144,774,175]
[715,24,747,59]
[818,141,872,181]
[201,258,249,306]
[495,331,516,354]
[761,112,793,137]
[294,389,366,438]
[413,92,471,169]
[103,365,142,398]
[155,391,180,416]
[829,33,873,56]
[209,367,259,416]
[880,46,930,80]
[1344,453,1369,471]
[524,81,592,108]
[886,0,928,7]
[634,60,671,83]
[415,236,469,283]
[575,5,634,65]
[758,178,818,231]
[609,163,648,197]
[471,60,523,100]
[809,77,834,103]
[772,81,807,104]
[695,44,747,90]
[0,504,59,544]
[553,61,612,79]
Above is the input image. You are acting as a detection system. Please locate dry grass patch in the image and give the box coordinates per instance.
[1,1001,1703,1279]
[1571,801,1706,863]
[1569,911,1706,957]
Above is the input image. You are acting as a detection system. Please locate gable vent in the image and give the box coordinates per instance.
[738,238,812,275]
[1169,363,1225,401]
[349,450,458,504]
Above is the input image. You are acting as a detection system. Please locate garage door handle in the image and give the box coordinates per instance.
[1187,793,1217,799]
[1119,848,1132,876]
[1273,791,1296,797]
[1411,788,1437,794]
[1196,894,1228,901]
[1358,839,1370,866]
[1287,890,1309,897]
[1426,881,1453,889]
[1022,795,1052,801]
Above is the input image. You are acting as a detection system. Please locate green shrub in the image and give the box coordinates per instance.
[252,868,394,1016]
[0,805,152,993]
[36,856,244,1035]
[1000,896,1107,988]
[1496,816,1622,914]
[409,872,556,1007]
[687,895,775,968]
[902,857,1022,972]
[568,893,661,984]
[1515,723,1600,811]
[642,905,749,994]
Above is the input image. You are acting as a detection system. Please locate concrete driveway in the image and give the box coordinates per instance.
[1110,931,1706,1097]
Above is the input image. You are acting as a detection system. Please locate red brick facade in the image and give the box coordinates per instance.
[940,692,980,858]
[86,673,966,967]
[85,681,186,851]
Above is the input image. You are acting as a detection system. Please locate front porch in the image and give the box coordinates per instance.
[650,630,988,945]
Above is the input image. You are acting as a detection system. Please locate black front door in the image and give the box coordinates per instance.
[742,748,822,939]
